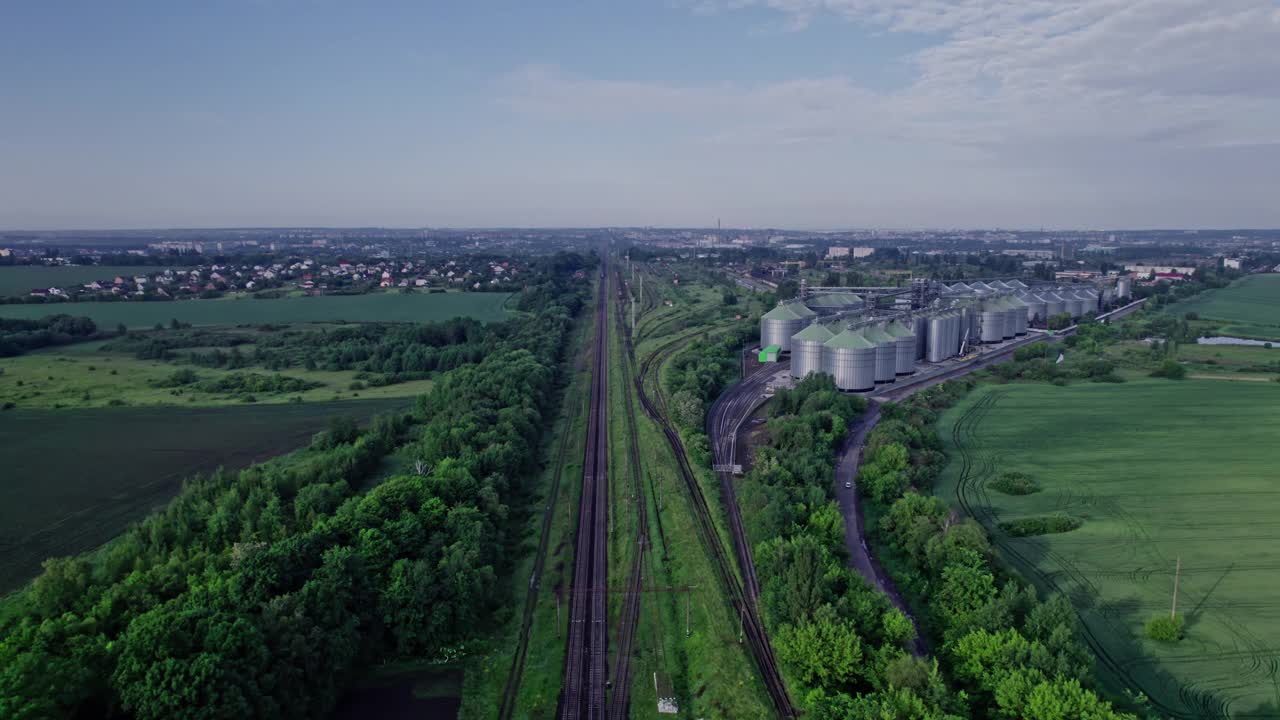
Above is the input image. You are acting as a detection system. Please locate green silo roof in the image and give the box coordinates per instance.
[885,321,914,337]
[863,326,895,344]
[762,302,814,321]
[824,329,875,350]
[793,323,835,342]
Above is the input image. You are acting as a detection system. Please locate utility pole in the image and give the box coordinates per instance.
[685,592,691,637]
[1171,556,1182,618]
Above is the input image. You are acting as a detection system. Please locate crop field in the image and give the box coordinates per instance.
[0,265,189,296]
[1170,274,1280,340]
[0,290,513,328]
[936,380,1280,719]
[0,397,412,592]
[0,339,433,409]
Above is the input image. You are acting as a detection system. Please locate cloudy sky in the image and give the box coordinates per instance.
[2,0,1278,230]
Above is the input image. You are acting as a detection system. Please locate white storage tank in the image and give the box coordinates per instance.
[1117,276,1133,299]
[863,325,898,384]
[790,323,834,379]
[886,321,917,375]
[823,329,876,392]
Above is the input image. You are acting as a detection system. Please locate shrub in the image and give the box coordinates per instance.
[1145,615,1184,642]
[999,514,1082,537]
[1,401,14,410]
[989,471,1040,495]
[1150,360,1187,380]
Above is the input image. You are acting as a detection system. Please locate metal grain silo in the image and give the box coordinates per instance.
[1077,289,1100,315]
[926,314,948,362]
[948,282,972,293]
[948,312,964,356]
[987,280,1011,291]
[760,301,816,352]
[913,315,928,360]
[1060,290,1084,319]
[886,321,916,375]
[823,329,875,391]
[863,325,898,384]
[1040,292,1067,322]
[1101,285,1115,308]
[1020,293,1046,325]
[1006,279,1029,290]
[1006,295,1028,335]
[1117,276,1133,299]
[980,301,1004,343]
[790,323,834,379]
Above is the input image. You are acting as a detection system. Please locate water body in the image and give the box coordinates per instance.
[1197,336,1275,347]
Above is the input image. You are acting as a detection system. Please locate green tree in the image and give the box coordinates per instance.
[777,610,864,688]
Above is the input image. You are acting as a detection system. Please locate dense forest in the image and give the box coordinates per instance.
[0,254,593,719]
[736,376,960,718]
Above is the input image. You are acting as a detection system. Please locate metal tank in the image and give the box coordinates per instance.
[1040,292,1067,322]
[1020,293,1046,325]
[927,314,949,362]
[946,312,962,357]
[1006,295,1029,335]
[760,301,816,352]
[790,323,834,379]
[998,297,1016,339]
[1117,276,1133,299]
[1077,289,1100,315]
[1101,285,1115,308]
[913,315,928,360]
[822,329,876,392]
[947,282,972,293]
[886,321,917,375]
[958,306,974,352]
[980,301,1004,343]
[863,325,898,384]
[987,280,1011,291]
[1006,279,1029,290]
[1060,290,1084,319]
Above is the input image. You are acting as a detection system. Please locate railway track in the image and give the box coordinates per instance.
[607,269,652,720]
[496,369,584,720]
[627,290,795,719]
[560,261,610,720]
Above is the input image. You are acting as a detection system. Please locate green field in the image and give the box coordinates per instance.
[0,339,433,409]
[0,291,513,328]
[937,380,1280,719]
[0,265,188,296]
[0,397,411,593]
[1170,274,1280,340]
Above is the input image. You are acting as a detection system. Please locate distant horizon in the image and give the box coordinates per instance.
[2,224,1278,236]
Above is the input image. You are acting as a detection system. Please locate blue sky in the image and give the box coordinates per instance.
[2,0,1279,230]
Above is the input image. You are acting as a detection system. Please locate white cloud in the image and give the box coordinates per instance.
[506,1,1280,152]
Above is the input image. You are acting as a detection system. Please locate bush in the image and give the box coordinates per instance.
[999,514,1082,537]
[1150,360,1187,380]
[988,471,1040,495]
[1145,614,1184,642]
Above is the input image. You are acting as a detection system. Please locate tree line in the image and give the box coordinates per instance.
[0,314,100,357]
[0,264,592,719]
